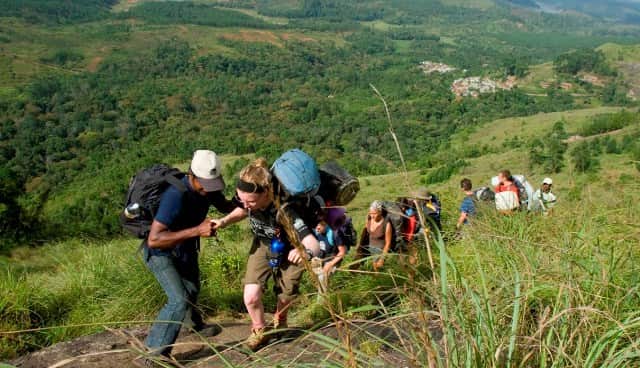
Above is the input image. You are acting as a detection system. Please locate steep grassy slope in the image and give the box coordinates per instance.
[2,108,639,364]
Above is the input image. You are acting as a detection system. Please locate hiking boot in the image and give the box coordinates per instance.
[272,317,288,331]
[245,327,269,351]
[192,322,222,337]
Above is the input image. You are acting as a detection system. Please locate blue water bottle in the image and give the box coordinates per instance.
[269,237,286,269]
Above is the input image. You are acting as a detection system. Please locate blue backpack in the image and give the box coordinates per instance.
[271,149,321,198]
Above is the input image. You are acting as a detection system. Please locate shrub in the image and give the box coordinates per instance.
[571,141,600,173]
[421,160,468,184]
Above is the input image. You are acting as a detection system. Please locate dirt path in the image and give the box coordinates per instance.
[563,128,626,143]
[10,317,420,367]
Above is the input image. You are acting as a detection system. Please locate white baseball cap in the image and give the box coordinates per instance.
[190,150,225,192]
[542,177,553,185]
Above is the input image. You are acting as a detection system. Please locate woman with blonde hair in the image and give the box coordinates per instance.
[213,158,320,350]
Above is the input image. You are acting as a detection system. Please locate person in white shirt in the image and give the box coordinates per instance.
[532,177,557,215]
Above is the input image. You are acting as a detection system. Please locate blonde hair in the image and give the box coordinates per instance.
[239,158,272,193]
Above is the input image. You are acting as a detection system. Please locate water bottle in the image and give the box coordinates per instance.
[124,202,141,219]
[269,237,286,269]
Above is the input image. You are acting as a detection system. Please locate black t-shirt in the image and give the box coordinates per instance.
[246,203,313,246]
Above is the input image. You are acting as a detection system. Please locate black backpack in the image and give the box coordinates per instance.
[339,217,357,250]
[120,164,186,239]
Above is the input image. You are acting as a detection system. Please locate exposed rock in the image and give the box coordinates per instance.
[9,318,438,368]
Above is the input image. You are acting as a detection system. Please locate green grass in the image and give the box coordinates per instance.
[441,0,495,9]
[3,146,640,364]
[455,107,625,150]
[598,42,640,63]
[518,62,556,94]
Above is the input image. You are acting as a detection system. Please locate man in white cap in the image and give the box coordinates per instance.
[531,177,557,215]
[138,150,237,366]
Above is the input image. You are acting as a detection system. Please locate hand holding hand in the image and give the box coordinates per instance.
[197,218,216,237]
[211,218,225,230]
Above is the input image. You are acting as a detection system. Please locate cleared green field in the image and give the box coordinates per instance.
[518,62,555,93]
[0,16,345,87]
[598,42,640,62]
[457,107,625,149]
[441,0,495,9]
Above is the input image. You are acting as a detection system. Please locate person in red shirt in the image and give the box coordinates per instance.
[398,197,418,265]
[494,169,520,202]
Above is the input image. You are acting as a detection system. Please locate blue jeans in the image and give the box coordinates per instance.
[143,247,201,356]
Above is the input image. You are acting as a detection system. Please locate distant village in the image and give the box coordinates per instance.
[419,61,516,98]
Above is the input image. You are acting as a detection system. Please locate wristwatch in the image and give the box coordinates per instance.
[305,249,314,261]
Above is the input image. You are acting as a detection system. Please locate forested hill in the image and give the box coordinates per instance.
[1,0,640,246]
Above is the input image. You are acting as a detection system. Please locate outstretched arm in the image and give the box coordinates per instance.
[213,206,248,229]
[147,219,216,249]
[323,245,347,274]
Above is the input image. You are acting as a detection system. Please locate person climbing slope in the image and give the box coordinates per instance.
[211,158,321,351]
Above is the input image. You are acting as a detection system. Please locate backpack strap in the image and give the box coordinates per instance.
[164,174,188,193]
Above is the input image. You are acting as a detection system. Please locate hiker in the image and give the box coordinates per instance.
[356,200,393,271]
[314,208,349,292]
[398,197,419,265]
[315,221,332,257]
[323,208,349,273]
[211,158,321,351]
[399,197,418,243]
[456,178,476,229]
[494,169,520,213]
[412,187,442,231]
[140,150,237,362]
[531,177,557,215]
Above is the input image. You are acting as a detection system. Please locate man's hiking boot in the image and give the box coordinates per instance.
[245,327,269,351]
[193,323,222,337]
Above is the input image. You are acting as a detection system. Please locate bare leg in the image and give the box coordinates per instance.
[243,284,265,330]
[274,298,292,324]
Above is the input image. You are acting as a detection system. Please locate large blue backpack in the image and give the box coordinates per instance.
[271,149,321,198]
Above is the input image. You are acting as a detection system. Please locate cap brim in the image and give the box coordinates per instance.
[198,176,225,192]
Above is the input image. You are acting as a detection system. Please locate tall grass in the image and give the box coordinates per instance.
[0,226,251,359]
[294,178,640,367]
[2,172,639,366]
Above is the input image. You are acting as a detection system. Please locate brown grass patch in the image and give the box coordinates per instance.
[87,56,103,72]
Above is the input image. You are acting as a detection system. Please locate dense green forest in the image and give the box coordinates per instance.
[1,0,639,248]
[0,0,118,24]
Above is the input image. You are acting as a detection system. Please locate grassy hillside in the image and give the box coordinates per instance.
[2,107,640,364]
[1,2,640,363]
